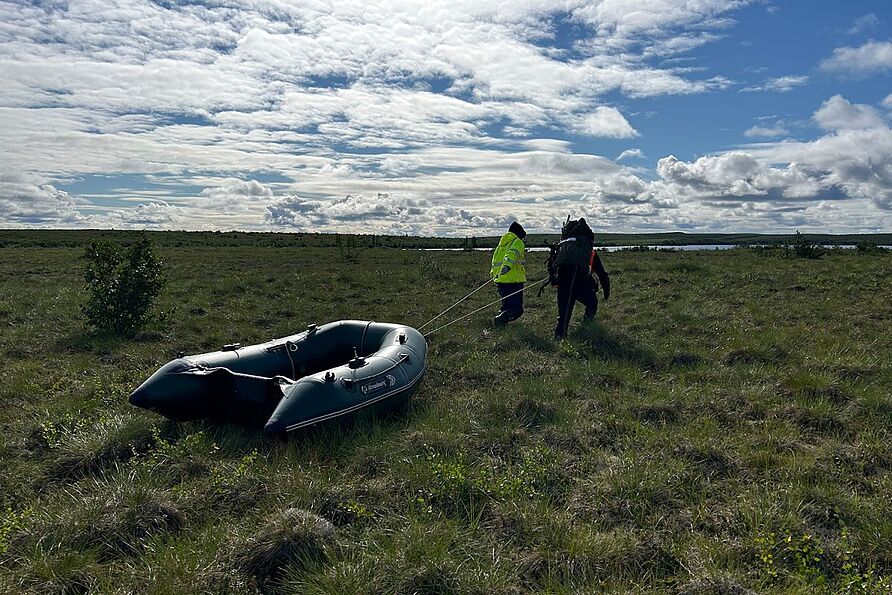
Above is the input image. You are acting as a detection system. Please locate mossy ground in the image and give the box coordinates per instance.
[1,241,891,593]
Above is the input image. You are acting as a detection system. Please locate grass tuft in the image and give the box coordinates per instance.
[514,397,558,427]
[677,575,757,594]
[631,401,681,425]
[226,508,336,585]
[724,345,789,366]
[80,483,184,560]
[40,413,155,483]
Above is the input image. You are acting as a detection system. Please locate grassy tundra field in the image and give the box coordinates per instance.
[1,237,891,593]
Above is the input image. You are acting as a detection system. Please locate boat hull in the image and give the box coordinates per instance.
[129,321,427,434]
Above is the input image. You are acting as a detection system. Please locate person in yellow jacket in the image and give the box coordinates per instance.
[490,221,527,326]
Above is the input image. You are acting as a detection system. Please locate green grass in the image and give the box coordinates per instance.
[1,236,891,593]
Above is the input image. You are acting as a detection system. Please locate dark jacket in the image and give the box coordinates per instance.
[556,248,610,300]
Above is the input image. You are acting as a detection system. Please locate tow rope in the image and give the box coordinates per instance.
[417,278,493,331]
[421,278,548,337]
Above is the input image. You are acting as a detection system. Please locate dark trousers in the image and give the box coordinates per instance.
[555,270,598,337]
[495,282,524,324]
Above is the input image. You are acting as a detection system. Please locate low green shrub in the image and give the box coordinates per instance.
[785,231,824,259]
[81,237,165,336]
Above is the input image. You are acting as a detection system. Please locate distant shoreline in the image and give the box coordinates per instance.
[1,228,891,249]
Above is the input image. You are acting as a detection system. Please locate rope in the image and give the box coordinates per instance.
[285,341,297,380]
[423,278,547,337]
[417,278,493,330]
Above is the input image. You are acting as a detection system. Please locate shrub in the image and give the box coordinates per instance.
[81,237,165,336]
[855,241,887,254]
[786,231,823,259]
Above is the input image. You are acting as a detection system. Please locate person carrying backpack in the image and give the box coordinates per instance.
[490,221,527,326]
[547,217,610,339]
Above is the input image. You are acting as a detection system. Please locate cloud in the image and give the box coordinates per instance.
[820,41,892,77]
[584,172,667,207]
[1,2,887,233]
[105,202,191,228]
[814,95,886,131]
[571,0,745,45]
[616,148,646,161]
[656,153,840,202]
[267,193,427,225]
[0,1,741,151]
[745,96,892,210]
[0,171,87,225]
[744,124,790,138]
[265,192,529,235]
[741,75,809,93]
[199,179,275,213]
[576,106,638,138]
[846,13,881,36]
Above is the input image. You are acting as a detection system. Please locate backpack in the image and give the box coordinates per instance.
[542,218,595,292]
[553,218,594,271]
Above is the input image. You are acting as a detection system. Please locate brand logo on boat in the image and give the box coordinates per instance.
[361,374,397,395]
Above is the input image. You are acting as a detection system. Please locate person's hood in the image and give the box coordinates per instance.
[508,221,526,238]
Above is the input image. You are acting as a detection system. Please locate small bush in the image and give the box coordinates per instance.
[81,237,165,336]
[855,241,888,254]
[785,231,824,259]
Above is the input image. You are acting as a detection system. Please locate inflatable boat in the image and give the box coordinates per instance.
[129,320,427,435]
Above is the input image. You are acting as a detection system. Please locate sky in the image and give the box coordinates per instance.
[1,0,891,236]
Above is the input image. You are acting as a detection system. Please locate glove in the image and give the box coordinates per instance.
[499,265,511,276]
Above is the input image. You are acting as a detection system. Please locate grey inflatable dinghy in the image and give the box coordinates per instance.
[129,320,427,435]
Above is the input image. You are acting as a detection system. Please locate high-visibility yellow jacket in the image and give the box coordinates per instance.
[490,232,526,283]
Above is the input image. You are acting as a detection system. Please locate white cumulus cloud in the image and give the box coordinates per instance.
[199,179,275,213]
[576,107,638,138]
[820,40,892,77]
[103,201,191,229]
[814,95,886,131]
[0,171,87,225]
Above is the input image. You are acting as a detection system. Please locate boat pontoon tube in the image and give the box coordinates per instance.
[128,320,427,435]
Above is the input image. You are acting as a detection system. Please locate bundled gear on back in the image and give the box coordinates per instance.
[545,216,611,339]
[539,217,603,293]
[554,217,596,270]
